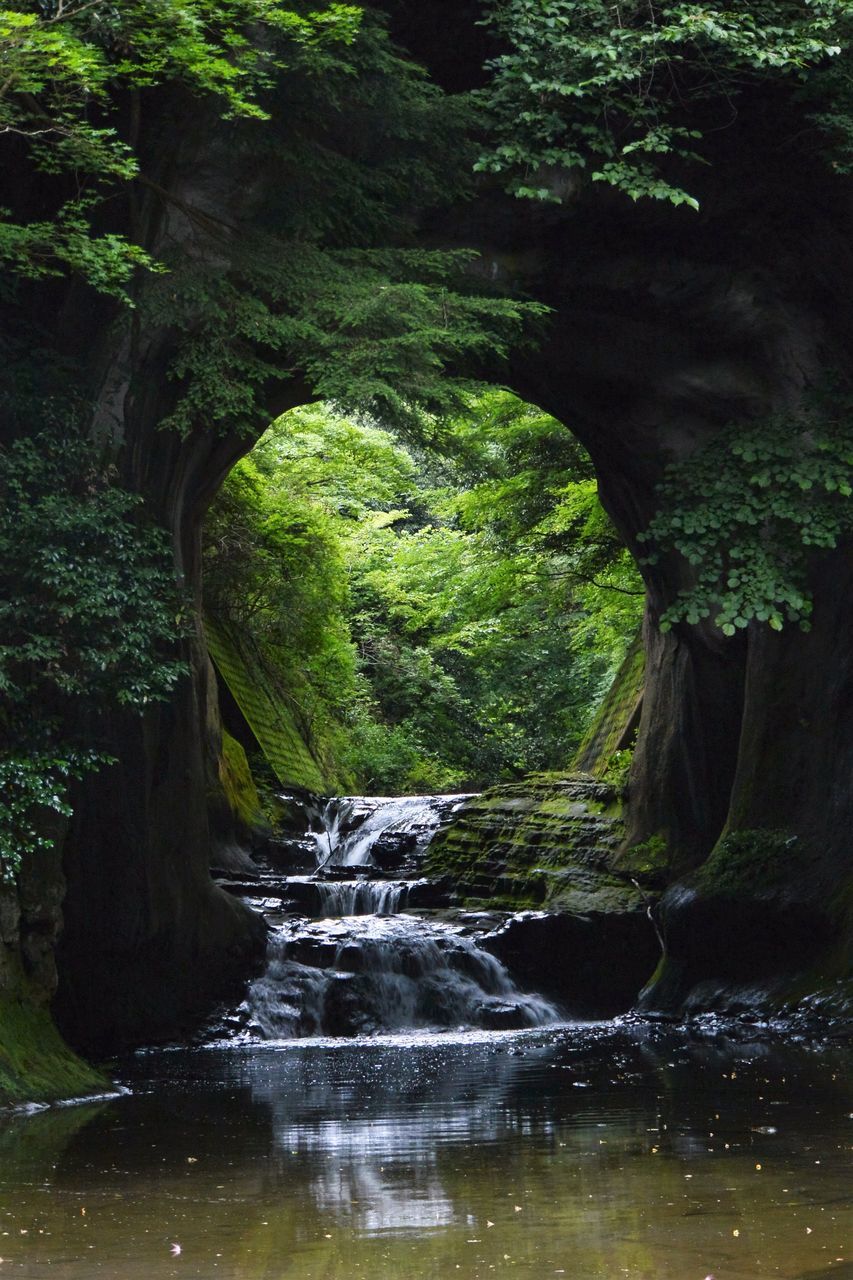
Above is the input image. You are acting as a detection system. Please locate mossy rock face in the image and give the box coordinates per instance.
[616,833,670,888]
[1,851,106,1107]
[425,772,662,1013]
[0,991,109,1107]
[694,828,805,897]
[426,773,645,915]
[639,884,839,1019]
[218,730,266,831]
[205,616,332,794]
[573,633,644,776]
[639,827,852,1019]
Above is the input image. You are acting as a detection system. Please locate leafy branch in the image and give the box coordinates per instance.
[478,0,852,207]
[639,395,853,634]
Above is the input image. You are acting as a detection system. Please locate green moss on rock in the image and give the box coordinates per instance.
[426,773,646,914]
[218,729,266,830]
[618,833,670,886]
[573,633,644,776]
[695,828,802,896]
[205,616,332,793]
[0,992,108,1107]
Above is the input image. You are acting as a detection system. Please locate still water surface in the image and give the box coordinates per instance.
[0,1023,850,1280]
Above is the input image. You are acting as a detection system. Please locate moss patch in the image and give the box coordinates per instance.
[0,993,108,1107]
[573,632,644,776]
[426,773,646,914]
[218,729,266,830]
[618,833,670,887]
[695,828,803,896]
[205,616,332,793]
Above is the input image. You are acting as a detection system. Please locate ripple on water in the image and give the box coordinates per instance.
[0,1022,850,1280]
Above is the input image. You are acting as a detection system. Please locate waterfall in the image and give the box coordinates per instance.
[224,790,562,1040]
[245,917,560,1039]
[315,880,409,917]
[309,794,472,870]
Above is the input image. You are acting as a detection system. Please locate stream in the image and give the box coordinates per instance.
[1,795,850,1278]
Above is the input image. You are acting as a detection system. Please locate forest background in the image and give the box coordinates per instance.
[203,393,642,794]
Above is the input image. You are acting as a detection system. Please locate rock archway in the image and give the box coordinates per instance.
[46,16,853,1049]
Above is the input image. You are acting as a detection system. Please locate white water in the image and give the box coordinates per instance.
[314,880,409,916]
[238,790,560,1038]
[245,916,560,1039]
[307,793,472,869]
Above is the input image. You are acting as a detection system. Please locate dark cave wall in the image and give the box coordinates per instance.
[503,165,853,1009]
[52,120,275,1050]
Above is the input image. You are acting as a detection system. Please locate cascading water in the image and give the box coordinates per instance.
[246,917,560,1038]
[314,880,409,917]
[310,793,471,870]
[226,792,562,1039]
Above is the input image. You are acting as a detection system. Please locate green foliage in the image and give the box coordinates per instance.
[149,245,543,440]
[0,433,186,708]
[639,398,853,634]
[601,746,633,792]
[0,751,96,883]
[479,0,853,207]
[204,416,366,784]
[434,391,644,701]
[0,431,186,878]
[204,395,642,792]
[3,2,543,432]
[0,0,361,294]
[572,632,643,775]
[126,11,546,440]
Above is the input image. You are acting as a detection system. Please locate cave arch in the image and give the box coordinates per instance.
[50,34,853,1048]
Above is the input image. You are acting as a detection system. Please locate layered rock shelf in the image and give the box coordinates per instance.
[423,774,661,1014]
[426,774,633,911]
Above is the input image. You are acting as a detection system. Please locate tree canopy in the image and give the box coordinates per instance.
[0,0,361,293]
[204,395,642,792]
[478,0,853,207]
[0,430,185,877]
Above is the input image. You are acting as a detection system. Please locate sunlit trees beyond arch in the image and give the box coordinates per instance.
[203,394,643,792]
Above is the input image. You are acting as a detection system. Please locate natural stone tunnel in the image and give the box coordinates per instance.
[4,5,850,1050]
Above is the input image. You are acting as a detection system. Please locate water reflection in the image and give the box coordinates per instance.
[0,1023,850,1279]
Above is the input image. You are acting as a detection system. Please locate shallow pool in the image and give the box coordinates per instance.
[0,1022,850,1278]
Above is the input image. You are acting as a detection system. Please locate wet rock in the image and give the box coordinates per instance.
[404,878,453,909]
[210,841,260,878]
[284,935,341,969]
[237,914,561,1039]
[475,999,538,1031]
[484,909,660,1017]
[425,775,630,912]
[322,974,381,1036]
[639,882,837,1020]
[260,838,318,875]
